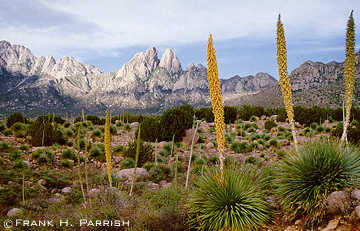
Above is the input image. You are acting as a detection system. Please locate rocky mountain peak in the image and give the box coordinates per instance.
[159,48,182,74]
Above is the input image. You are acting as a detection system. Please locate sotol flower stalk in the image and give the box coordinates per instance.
[341,10,355,143]
[207,34,225,173]
[104,107,112,186]
[276,15,298,152]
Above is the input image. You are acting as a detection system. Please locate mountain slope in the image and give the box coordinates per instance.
[0,40,277,116]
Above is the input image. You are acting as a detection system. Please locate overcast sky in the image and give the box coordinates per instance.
[0,0,359,79]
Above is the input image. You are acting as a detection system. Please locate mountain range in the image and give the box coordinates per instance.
[0,40,359,117]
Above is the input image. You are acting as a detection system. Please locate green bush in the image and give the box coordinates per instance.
[275,141,360,226]
[13,160,28,170]
[142,161,154,171]
[89,144,105,162]
[6,112,27,128]
[194,158,207,166]
[19,144,29,151]
[0,141,11,152]
[264,120,277,130]
[172,160,184,174]
[159,143,174,157]
[64,128,74,137]
[237,129,246,137]
[160,105,193,142]
[9,150,23,161]
[310,122,318,130]
[124,139,154,167]
[112,145,125,154]
[245,156,259,165]
[249,115,257,122]
[0,123,5,132]
[61,149,76,161]
[3,128,12,136]
[330,122,360,144]
[157,156,167,164]
[138,116,161,142]
[195,107,214,122]
[10,122,27,138]
[224,106,238,124]
[120,158,135,169]
[224,156,237,167]
[31,148,54,165]
[29,115,66,146]
[149,164,171,183]
[231,142,252,153]
[209,155,219,165]
[61,159,74,168]
[187,167,271,231]
[269,139,278,147]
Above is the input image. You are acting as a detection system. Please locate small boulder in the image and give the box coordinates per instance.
[130,122,138,127]
[88,188,101,197]
[61,187,72,194]
[326,191,352,215]
[182,129,199,146]
[356,205,360,218]
[206,142,214,149]
[116,168,149,183]
[7,208,23,217]
[351,189,360,201]
[279,139,290,146]
[320,218,339,231]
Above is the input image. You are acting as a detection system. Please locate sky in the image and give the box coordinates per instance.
[0,0,359,79]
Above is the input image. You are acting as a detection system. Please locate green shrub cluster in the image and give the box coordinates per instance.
[29,115,66,146]
[124,138,154,167]
[6,112,27,128]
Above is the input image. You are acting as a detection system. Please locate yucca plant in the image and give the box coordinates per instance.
[187,167,271,231]
[275,140,360,227]
[276,15,298,152]
[130,123,141,196]
[76,128,86,204]
[104,107,112,186]
[185,119,200,189]
[207,34,226,174]
[341,11,356,143]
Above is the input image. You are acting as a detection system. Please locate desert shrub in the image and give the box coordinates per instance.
[187,167,271,231]
[61,149,76,161]
[209,155,220,165]
[112,144,125,154]
[89,144,105,162]
[195,107,214,122]
[84,114,104,125]
[137,116,161,142]
[110,124,117,135]
[269,139,278,147]
[157,156,167,164]
[149,164,171,183]
[124,139,154,167]
[238,105,265,120]
[3,128,12,136]
[6,112,27,128]
[159,143,174,157]
[275,141,360,226]
[330,122,360,144]
[316,126,324,132]
[237,129,246,137]
[61,159,74,168]
[9,150,23,161]
[28,115,66,146]
[247,127,256,133]
[258,139,265,145]
[99,171,119,186]
[31,148,54,165]
[310,122,318,130]
[245,156,259,165]
[194,158,207,166]
[64,128,74,137]
[19,144,29,151]
[231,142,252,153]
[13,160,28,170]
[325,127,331,133]
[224,156,237,167]
[276,149,286,159]
[262,133,271,141]
[0,122,5,132]
[120,158,135,169]
[0,141,11,152]
[224,106,238,124]
[63,121,71,128]
[92,129,102,137]
[160,105,193,142]
[265,120,277,130]
[142,161,154,171]
[249,115,257,122]
[10,122,27,138]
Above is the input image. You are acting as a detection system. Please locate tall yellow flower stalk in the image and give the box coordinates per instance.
[104,107,112,186]
[207,34,225,173]
[341,10,355,143]
[276,15,298,152]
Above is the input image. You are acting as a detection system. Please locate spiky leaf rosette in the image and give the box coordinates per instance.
[207,34,225,172]
[104,107,112,186]
[276,15,298,151]
[187,167,271,231]
[276,140,360,226]
[341,10,356,142]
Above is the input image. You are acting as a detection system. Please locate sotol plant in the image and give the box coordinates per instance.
[104,107,112,186]
[207,34,225,174]
[341,11,356,143]
[276,15,298,152]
